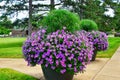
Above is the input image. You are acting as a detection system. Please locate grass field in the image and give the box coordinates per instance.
[0,37,26,58]
[0,68,38,80]
[0,37,120,58]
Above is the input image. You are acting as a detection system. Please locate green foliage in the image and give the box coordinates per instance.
[79,19,98,31]
[0,27,11,35]
[32,14,44,28]
[114,4,120,31]
[13,18,28,29]
[41,9,80,33]
[61,0,120,32]
[0,16,12,28]
[0,68,38,80]
[96,1,120,32]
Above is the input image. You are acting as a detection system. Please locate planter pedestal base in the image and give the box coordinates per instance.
[42,66,74,80]
[91,50,97,61]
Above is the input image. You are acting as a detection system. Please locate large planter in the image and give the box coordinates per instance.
[41,66,74,80]
[91,50,97,61]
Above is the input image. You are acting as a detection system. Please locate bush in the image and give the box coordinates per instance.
[0,27,11,35]
[41,9,80,33]
[79,19,98,31]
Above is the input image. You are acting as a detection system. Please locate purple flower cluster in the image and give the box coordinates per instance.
[22,29,93,74]
[88,31,108,51]
[76,30,108,51]
[22,29,46,66]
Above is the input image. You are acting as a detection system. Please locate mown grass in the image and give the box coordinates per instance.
[0,47,23,58]
[0,37,26,48]
[0,37,26,58]
[97,37,120,58]
[0,68,38,80]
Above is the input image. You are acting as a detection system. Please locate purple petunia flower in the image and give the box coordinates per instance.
[51,66,55,70]
[68,64,72,68]
[60,69,66,74]
[60,61,66,67]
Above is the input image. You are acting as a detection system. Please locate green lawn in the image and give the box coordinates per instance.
[0,37,26,58]
[97,37,120,58]
[0,68,38,80]
[0,37,120,58]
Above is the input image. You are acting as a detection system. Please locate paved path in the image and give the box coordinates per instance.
[94,47,120,80]
[0,58,43,79]
[0,58,109,80]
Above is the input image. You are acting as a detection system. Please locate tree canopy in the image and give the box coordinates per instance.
[0,0,120,32]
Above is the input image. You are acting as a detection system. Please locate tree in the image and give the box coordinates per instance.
[114,3,120,31]
[61,0,105,30]
[50,0,55,10]
[0,16,12,28]
[100,0,120,31]
[60,0,85,19]
[60,0,120,32]
[13,18,28,29]
[28,0,32,35]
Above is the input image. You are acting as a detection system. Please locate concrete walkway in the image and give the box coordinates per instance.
[0,58,109,80]
[0,58,43,79]
[94,47,120,80]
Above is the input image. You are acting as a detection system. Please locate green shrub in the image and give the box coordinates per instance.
[41,9,80,33]
[79,19,98,31]
[0,27,11,35]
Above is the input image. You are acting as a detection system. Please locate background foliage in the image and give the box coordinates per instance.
[0,27,11,35]
[0,0,120,33]
[79,19,98,31]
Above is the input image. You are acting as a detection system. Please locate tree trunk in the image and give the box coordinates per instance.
[117,0,119,3]
[28,0,32,36]
[50,0,55,11]
[79,0,84,20]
